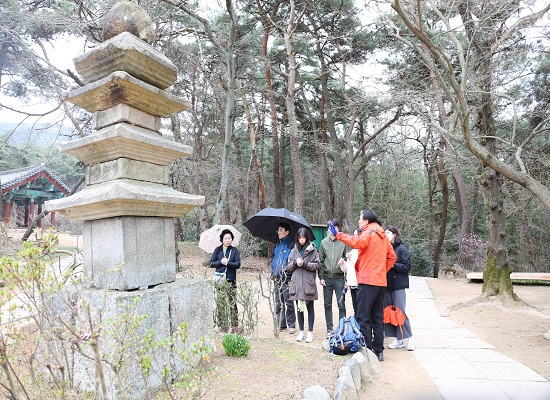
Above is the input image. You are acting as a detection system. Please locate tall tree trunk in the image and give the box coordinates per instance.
[421,135,438,269]
[232,134,247,223]
[240,84,266,213]
[415,7,467,277]
[213,8,237,224]
[282,0,306,215]
[433,141,448,278]
[471,164,483,235]
[456,3,517,298]
[167,0,239,224]
[344,111,357,232]
[318,75,334,219]
[188,62,208,232]
[479,113,516,298]
[170,114,186,240]
[359,121,369,208]
[309,19,334,220]
[256,0,283,208]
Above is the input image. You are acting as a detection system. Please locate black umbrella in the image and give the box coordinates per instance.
[243,207,316,244]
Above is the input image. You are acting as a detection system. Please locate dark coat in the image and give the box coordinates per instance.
[210,245,241,281]
[287,242,321,301]
[271,235,294,283]
[386,242,411,291]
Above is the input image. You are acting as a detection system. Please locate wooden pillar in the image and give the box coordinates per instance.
[37,204,43,228]
[50,211,56,227]
[3,200,10,224]
[29,199,35,226]
[24,202,30,227]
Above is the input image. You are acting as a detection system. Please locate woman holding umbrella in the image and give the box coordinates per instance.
[286,228,320,343]
[210,229,241,333]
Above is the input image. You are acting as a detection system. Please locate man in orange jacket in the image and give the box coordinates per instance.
[328,209,396,361]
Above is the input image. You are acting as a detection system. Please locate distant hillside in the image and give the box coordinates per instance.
[0,122,76,147]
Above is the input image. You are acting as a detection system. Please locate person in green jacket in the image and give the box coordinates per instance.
[318,219,347,338]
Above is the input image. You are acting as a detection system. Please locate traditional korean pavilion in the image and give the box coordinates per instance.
[1,164,70,228]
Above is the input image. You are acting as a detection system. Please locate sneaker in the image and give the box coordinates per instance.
[326,330,334,339]
[296,331,305,342]
[388,338,404,349]
[305,332,314,343]
[407,337,416,351]
[289,327,296,334]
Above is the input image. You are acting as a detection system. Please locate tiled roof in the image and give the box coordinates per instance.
[0,163,70,194]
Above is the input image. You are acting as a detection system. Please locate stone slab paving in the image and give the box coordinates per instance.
[407,277,550,400]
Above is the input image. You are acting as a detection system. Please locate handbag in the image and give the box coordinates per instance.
[213,270,226,284]
[213,249,231,284]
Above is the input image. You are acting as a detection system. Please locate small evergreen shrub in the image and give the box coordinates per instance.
[222,333,250,357]
[410,244,434,277]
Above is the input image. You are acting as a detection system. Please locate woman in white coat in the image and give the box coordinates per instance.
[338,228,361,315]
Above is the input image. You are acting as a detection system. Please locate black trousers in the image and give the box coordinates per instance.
[296,300,315,332]
[355,284,386,354]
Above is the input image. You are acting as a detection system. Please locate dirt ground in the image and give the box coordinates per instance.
[190,262,550,400]
[22,234,548,399]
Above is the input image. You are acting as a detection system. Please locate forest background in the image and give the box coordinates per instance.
[1,0,549,297]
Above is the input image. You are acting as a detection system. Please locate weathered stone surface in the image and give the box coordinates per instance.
[57,123,192,166]
[333,375,358,400]
[544,329,550,340]
[75,32,175,89]
[92,103,161,131]
[339,366,357,390]
[86,158,169,185]
[358,347,382,376]
[352,351,373,383]
[82,216,176,290]
[303,385,330,400]
[46,179,204,221]
[64,71,190,116]
[55,279,213,399]
[103,1,155,44]
[166,279,215,377]
[344,358,362,391]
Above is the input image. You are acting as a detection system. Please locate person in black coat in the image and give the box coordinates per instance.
[383,226,415,351]
[210,229,241,332]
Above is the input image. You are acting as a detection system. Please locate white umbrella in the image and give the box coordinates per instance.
[199,225,242,253]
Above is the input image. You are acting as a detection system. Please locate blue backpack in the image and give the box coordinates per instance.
[329,316,365,355]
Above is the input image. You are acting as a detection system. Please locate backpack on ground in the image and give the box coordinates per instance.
[328,316,365,355]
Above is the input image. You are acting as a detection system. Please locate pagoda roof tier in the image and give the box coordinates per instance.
[64,71,190,116]
[58,123,192,166]
[45,179,204,221]
[74,32,177,89]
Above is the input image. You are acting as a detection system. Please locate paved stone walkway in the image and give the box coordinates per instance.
[407,276,550,400]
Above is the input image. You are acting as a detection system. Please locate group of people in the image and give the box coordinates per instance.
[209,208,415,361]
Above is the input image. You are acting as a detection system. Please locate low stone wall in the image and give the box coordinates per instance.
[302,347,382,400]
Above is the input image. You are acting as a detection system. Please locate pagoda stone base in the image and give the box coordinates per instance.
[83,216,176,290]
[45,278,213,400]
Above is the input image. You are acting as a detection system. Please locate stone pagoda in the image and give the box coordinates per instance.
[45,2,213,398]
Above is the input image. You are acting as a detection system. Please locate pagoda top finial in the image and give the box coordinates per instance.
[103,1,155,44]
